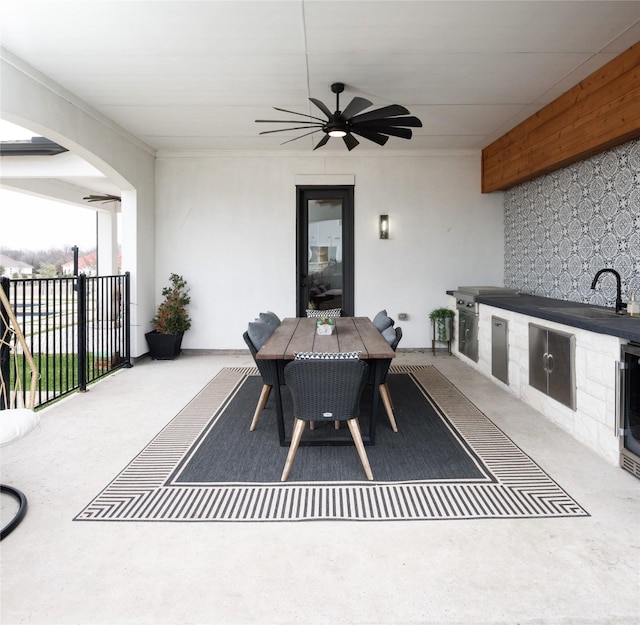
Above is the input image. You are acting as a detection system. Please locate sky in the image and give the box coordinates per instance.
[0,119,101,251]
[0,189,98,251]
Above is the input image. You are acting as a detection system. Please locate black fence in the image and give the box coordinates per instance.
[0,273,131,410]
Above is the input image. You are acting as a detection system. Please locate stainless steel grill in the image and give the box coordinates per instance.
[452,286,519,362]
[454,286,520,312]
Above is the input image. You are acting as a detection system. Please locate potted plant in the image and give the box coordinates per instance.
[429,307,455,343]
[145,273,192,360]
[316,316,335,335]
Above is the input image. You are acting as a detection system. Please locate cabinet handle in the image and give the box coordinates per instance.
[547,353,554,374]
[615,360,626,437]
[543,352,549,373]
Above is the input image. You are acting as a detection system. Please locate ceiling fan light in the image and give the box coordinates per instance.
[325,120,348,137]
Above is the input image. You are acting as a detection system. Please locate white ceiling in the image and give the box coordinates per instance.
[1,0,639,154]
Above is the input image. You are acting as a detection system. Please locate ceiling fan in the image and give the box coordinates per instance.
[256,82,422,151]
[83,194,121,204]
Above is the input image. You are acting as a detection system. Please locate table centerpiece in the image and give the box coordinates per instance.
[316,316,335,335]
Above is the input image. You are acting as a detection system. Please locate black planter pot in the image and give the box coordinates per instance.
[145,331,184,360]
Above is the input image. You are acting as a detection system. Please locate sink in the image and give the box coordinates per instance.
[548,307,622,320]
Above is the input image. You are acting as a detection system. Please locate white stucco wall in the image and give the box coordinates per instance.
[156,150,505,349]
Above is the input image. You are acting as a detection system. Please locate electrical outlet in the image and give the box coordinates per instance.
[398,312,408,320]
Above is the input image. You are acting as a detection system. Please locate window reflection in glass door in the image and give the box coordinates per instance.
[307,198,343,311]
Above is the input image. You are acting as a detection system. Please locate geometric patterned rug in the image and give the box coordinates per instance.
[74,365,589,523]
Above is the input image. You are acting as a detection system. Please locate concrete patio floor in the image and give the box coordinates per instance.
[1,349,638,625]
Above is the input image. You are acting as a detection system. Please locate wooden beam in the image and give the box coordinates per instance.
[482,42,640,193]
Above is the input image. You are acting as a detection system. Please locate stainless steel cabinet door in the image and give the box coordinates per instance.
[528,323,576,410]
[547,329,576,410]
[491,316,509,384]
[528,323,547,394]
[458,311,478,362]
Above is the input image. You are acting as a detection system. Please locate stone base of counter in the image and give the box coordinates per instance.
[448,295,623,466]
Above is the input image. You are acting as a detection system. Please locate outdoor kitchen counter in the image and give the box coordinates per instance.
[473,293,640,343]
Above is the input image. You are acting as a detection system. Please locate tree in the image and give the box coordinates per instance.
[37,262,58,278]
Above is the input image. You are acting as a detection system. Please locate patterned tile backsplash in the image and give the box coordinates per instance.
[504,138,640,307]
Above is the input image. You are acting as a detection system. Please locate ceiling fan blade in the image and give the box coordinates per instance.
[353,115,423,128]
[350,127,389,146]
[341,96,373,120]
[309,97,333,119]
[272,107,326,123]
[313,134,331,150]
[349,104,410,124]
[256,119,322,124]
[378,127,413,139]
[259,125,323,135]
[343,134,360,151]
[280,129,322,145]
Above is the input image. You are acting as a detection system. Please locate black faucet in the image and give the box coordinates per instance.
[591,268,627,314]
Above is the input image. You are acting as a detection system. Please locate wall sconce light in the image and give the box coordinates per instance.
[379,214,389,239]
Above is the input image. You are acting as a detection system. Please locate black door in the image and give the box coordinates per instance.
[296,186,354,317]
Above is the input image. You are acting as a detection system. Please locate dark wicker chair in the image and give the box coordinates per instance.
[377,326,403,432]
[243,331,276,431]
[281,358,373,481]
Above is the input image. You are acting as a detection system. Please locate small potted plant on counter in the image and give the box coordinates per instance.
[429,307,455,343]
[145,273,192,360]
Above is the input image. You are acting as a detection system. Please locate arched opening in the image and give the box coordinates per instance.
[1,119,124,276]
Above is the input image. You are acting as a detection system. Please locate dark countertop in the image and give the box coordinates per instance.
[471,293,640,343]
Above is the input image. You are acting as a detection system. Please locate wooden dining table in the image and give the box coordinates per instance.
[256,316,396,446]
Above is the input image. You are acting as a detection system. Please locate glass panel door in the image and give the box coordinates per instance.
[296,186,353,317]
[623,344,640,456]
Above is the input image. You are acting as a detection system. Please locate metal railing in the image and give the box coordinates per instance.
[0,272,131,409]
